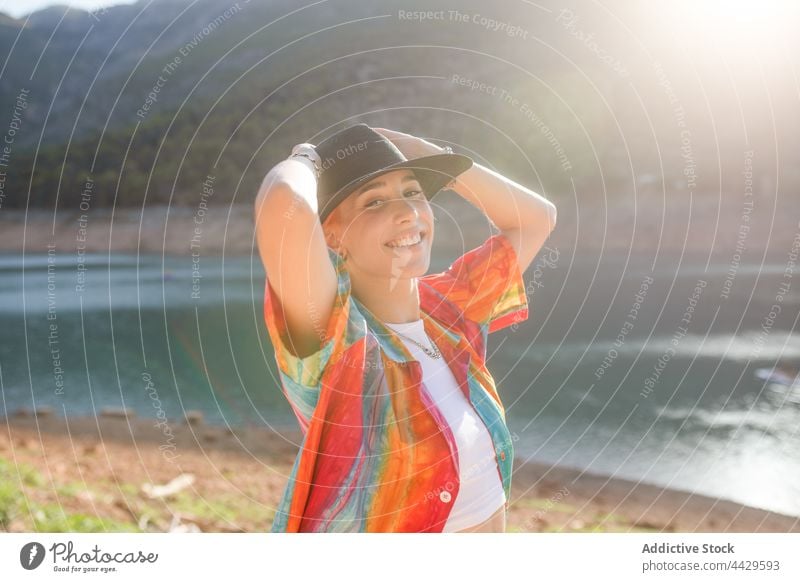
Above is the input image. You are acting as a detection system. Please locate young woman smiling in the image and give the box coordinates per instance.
[255,123,556,532]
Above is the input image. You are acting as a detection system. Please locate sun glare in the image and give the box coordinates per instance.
[652,0,798,60]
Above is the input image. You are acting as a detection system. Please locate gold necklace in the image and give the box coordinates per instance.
[389,327,442,359]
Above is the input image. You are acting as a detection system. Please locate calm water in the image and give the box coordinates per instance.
[1,250,798,518]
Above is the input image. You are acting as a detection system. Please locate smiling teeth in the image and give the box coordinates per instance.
[387,233,421,247]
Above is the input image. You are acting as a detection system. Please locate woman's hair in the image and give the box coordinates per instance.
[321,204,340,234]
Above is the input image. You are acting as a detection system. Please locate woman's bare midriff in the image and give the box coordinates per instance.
[455,504,506,533]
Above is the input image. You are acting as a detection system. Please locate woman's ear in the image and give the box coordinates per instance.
[322,210,342,250]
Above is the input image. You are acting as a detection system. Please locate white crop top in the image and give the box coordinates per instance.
[383,318,506,532]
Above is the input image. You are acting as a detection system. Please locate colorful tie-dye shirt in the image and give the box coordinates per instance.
[262,232,529,532]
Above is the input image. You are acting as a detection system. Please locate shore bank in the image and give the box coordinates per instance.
[1,411,797,533]
[2,192,797,259]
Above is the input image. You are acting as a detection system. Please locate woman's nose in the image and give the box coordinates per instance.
[392,197,419,222]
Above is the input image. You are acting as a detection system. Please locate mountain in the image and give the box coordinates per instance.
[0,0,797,211]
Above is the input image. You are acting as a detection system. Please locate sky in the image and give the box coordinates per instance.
[0,0,137,18]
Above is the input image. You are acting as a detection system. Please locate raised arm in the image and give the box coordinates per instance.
[446,161,556,273]
[254,157,337,359]
[373,127,557,274]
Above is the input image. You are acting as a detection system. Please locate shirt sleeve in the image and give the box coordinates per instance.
[421,232,529,332]
[262,248,353,390]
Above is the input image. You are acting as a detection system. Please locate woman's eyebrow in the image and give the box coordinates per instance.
[356,174,420,198]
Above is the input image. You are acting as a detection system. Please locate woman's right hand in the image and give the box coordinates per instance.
[289,143,322,179]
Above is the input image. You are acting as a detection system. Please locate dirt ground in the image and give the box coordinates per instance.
[1,411,798,533]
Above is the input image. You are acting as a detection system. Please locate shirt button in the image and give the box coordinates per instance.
[439,490,452,503]
[499,451,506,461]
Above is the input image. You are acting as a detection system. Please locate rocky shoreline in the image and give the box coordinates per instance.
[2,191,797,260]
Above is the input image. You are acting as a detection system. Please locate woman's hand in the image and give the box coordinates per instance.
[372,127,445,159]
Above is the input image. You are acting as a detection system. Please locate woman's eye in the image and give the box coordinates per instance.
[365,190,423,208]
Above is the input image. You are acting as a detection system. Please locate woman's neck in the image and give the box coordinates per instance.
[350,271,421,323]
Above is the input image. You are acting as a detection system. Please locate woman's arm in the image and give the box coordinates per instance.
[254,157,337,359]
[446,161,556,273]
[373,128,557,273]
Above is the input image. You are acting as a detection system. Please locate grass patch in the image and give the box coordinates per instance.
[0,479,21,529]
[31,504,139,533]
[0,460,140,532]
[0,458,44,528]
[0,457,44,487]
[512,497,578,514]
[169,491,274,525]
[118,483,139,497]
[0,458,275,532]
[55,482,89,498]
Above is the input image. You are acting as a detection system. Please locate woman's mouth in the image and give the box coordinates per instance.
[385,231,425,249]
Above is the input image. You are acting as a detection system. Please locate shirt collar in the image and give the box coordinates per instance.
[351,281,466,365]
[329,247,467,365]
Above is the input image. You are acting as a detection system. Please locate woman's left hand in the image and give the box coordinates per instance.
[372,127,445,159]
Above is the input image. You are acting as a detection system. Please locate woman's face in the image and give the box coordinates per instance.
[323,169,434,281]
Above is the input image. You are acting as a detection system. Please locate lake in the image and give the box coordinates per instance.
[1,248,798,518]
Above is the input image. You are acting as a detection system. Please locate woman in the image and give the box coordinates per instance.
[254,123,556,532]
